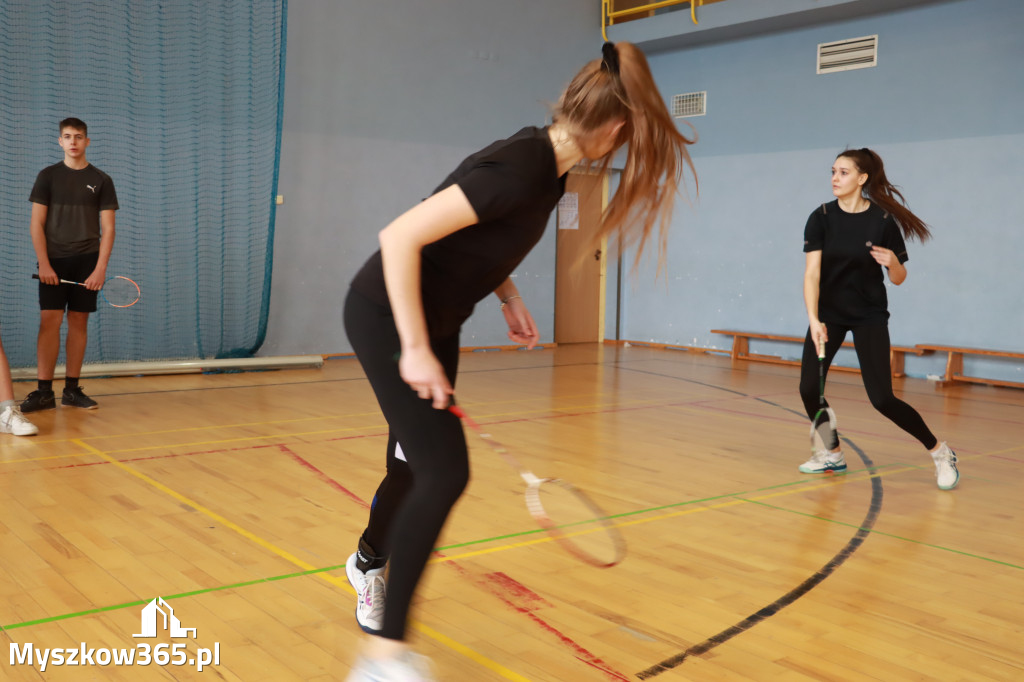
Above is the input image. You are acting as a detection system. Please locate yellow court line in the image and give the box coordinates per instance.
[15,388,626,447]
[2,398,663,463]
[10,413,1020,472]
[666,402,1024,458]
[71,440,321,571]
[0,426,378,465]
[91,410,383,440]
[1,451,97,466]
[437,465,919,565]
[69,439,531,682]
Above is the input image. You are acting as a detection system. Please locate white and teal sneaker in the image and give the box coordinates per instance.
[799,450,847,473]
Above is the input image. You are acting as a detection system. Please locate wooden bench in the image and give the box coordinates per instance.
[710,329,929,378]
[914,344,1024,389]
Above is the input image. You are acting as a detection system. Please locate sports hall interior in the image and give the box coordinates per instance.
[0,1,1021,680]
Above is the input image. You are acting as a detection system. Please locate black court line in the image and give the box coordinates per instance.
[636,440,882,678]
[614,367,885,679]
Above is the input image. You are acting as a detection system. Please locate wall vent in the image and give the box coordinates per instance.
[672,91,706,118]
[817,35,878,74]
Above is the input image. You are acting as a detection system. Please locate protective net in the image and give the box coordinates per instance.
[0,0,286,366]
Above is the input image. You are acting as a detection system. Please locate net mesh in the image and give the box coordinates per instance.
[0,0,286,366]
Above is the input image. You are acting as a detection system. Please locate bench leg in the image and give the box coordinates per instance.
[945,352,963,382]
[732,336,748,362]
[890,350,906,378]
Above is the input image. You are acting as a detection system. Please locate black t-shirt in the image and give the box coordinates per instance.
[29,162,119,258]
[351,126,566,337]
[803,200,909,326]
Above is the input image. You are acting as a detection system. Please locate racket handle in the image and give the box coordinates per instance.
[31,274,79,286]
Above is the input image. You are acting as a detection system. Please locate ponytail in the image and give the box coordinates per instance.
[556,42,697,271]
[839,148,931,242]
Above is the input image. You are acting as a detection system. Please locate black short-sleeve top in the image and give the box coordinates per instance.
[803,200,909,326]
[351,126,566,337]
[29,162,119,258]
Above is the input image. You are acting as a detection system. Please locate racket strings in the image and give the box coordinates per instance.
[812,408,839,451]
[449,403,626,568]
[102,276,141,307]
[531,479,625,567]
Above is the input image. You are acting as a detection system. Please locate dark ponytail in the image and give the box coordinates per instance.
[838,148,931,242]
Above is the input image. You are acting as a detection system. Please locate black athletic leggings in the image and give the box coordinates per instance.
[799,323,937,451]
[343,288,469,640]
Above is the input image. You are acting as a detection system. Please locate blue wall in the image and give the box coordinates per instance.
[260,0,599,355]
[263,0,1023,384]
[609,0,1024,381]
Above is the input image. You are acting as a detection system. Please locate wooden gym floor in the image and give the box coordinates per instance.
[1,344,1021,681]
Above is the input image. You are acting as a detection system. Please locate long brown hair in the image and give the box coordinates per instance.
[839,148,931,242]
[555,42,697,269]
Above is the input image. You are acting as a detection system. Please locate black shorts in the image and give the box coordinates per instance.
[39,252,100,313]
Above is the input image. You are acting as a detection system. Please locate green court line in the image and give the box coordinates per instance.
[435,462,903,549]
[1,563,346,631]
[0,464,897,630]
[4,460,1010,632]
[737,497,1024,571]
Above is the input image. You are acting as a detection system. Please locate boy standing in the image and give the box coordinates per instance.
[21,118,118,412]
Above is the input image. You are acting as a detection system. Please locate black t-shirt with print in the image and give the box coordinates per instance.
[803,200,909,326]
[351,126,566,337]
[29,162,119,258]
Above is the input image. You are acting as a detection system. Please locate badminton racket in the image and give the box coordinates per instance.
[449,402,626,568]
[33,274,140,308]
[811,337,838,454]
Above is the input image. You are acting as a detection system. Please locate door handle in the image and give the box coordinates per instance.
[594,249,601,261]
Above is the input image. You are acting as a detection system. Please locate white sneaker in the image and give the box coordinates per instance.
[931,442,959,490]
[798,449,847,473]
[0,405,38,436]
[346,651,436,682]
[346,552,386,633]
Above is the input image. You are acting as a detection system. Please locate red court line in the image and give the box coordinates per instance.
[19,442,281,473]
[437,557,630,682]
[277,445,629,681]
[782,391,1024,427]
[993,455,1024,464]
[690,401,980,455]
[6,391,994,477]
[276,443,370,509]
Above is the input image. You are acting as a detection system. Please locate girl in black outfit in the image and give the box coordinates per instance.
[799,148,959,491]
[343,42,696,681]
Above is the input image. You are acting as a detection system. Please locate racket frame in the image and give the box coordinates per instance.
[811,338,838,453]
[449,403,626,568]
[100,275,141,308]
[32,273,140,308]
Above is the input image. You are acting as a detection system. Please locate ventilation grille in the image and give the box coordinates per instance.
[672,91,706,118]
[817,35,878,74]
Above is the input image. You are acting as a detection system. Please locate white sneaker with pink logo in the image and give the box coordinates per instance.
[346,552,386,633]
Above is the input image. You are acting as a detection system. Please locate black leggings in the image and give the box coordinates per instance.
[799,323,937,451]
[344,288,469,640]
